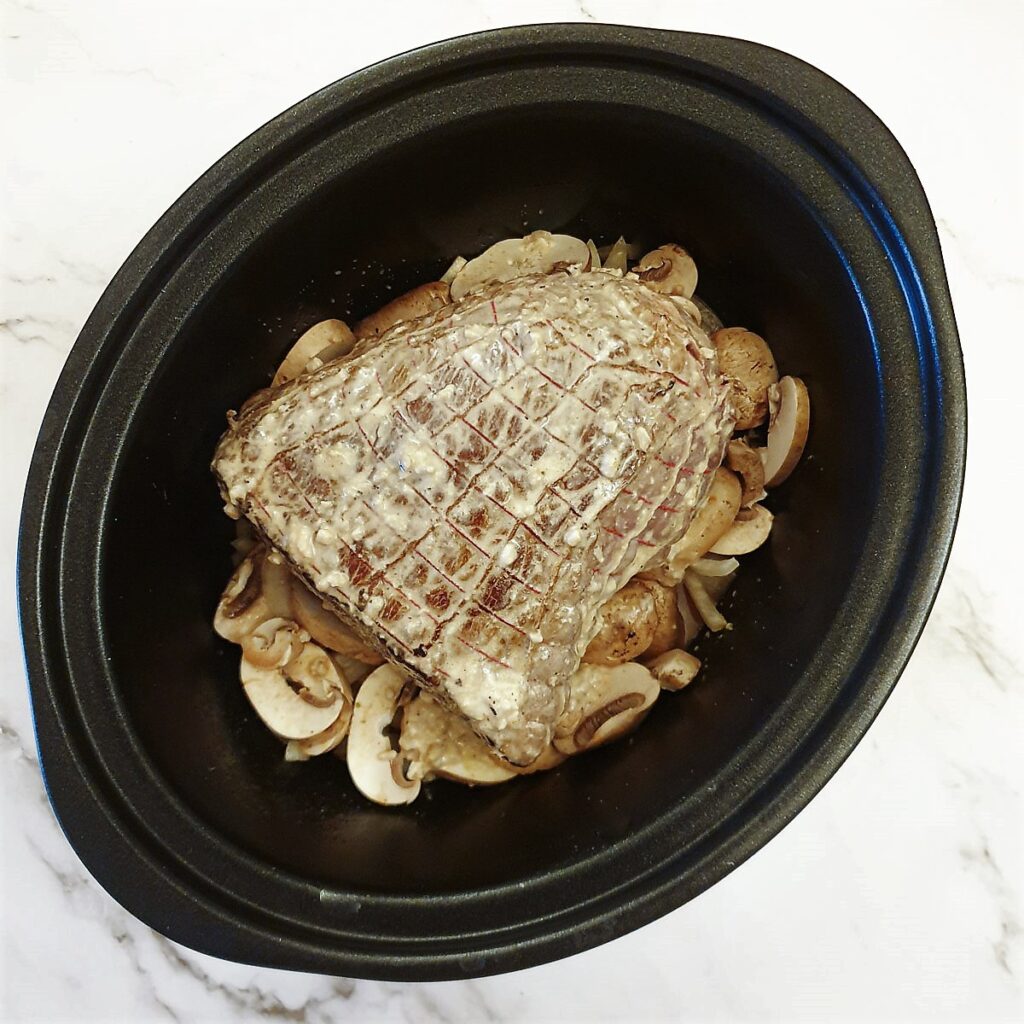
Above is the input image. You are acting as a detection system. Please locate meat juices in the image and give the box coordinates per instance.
[213,268,734,765]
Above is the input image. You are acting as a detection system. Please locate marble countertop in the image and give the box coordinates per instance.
[2,1,1021,1019]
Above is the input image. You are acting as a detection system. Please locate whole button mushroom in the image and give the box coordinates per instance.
[711,327,780,430]
[582,579,660,666]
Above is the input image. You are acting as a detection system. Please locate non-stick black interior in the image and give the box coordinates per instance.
[101,105,879,893]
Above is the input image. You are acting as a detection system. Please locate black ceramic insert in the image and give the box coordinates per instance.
[18,24,965,980]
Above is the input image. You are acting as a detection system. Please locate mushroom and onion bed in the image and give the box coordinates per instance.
[214,232,811,806]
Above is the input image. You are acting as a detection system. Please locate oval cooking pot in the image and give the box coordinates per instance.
[18,24,966,980]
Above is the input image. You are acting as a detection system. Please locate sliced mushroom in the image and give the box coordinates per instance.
[213,546,292,643]
[272,319,355,386]
[289,579,384,664]
[303,336,359,375]
[683,571,730,633]
[712,327,779,430]
[399,692,516,785]
[651,467,742,585]
[240,617,308,669]
[646,649,702,691]
[643,580,683,659]
[710,504,773,556]
[439,255,467,284]
[761,375,811,487]
[725,438,767,506]
[582,579,659,665]
[635,243,698,299]
[601,236,631,274]
[240,644,346,741]
[585,238,601,270]
[449,231,589,300]
[353,281,451,340]
[346,665,420,805]
[283,643,347,706]
[284,705,352,762]
[506,744,568,775]
[554,663,660,755]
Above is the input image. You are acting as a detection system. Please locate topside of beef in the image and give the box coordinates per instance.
[213,268,733,765]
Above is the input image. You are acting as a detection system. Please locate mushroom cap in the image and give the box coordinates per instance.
[399,692,516,786]
[646,648,702,691]
[554,663,660,755]
[653,467,742,584]
[347,664,421,806]
[709,504,774,556]
[353,281,451,341]
[240,646,346,740]
[762,375,811,487]
[327,651,376,688]
[448,231,589,300]
[582,579,659,666]
[712,327,779,430]
[635,243,698,299]
[272,319,354,386]
[642,580,683,659]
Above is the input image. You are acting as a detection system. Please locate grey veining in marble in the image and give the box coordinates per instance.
[2,1,1022,1020]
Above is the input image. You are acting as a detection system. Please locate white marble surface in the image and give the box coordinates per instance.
[2,0,1022,1019]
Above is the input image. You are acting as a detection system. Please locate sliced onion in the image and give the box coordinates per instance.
[683,572,730,633]
[690,556,740,577]
[674,584,704,647]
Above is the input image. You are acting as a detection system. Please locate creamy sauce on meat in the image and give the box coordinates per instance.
[214,267,733,763]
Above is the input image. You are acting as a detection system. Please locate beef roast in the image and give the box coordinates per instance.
[213,269,733,764]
